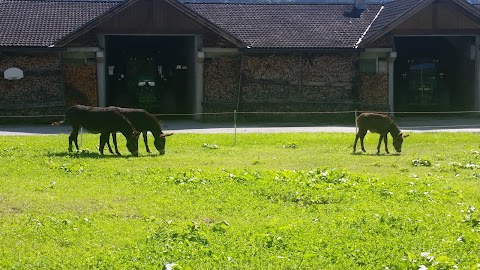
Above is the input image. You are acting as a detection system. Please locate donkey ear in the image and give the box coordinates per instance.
[402,134,409,138]
[133,131,141,138]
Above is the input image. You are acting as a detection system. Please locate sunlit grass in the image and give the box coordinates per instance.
[0,132,479,268]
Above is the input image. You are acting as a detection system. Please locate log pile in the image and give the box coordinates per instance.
[358,73,388,105]
[0,54,63,108]
[300,84,353,101]
[203,57,241,102]
[242,83,298,100]
[202,53,361,120]
[0,106,65,124]
[0,75,62,105]
[64,63,98,106]
[302,54,357,83]
[241,53,356,103]
[0,54,60,70]
[243,55,300,81]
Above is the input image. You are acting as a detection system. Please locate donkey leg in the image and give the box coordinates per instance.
[112,132,122,156]
[384,134,389,154]
[68,132,76,152]
[106,133,114,154]
[359,135,367,152]
[353,134,362,152]
[358,130,368,152]
[68,125,80,152]
[143,132,150,153]
[99,133,110,155]
[355,129,367,152]
[376,135,383,154]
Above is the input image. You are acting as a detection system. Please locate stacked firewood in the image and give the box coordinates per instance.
[0,75,62,105]
[0,54,60,70]
[0,54,63,107]
[203,57,241,102]
[302,54,357,83]
[64,63,98,106]
[242,83,298,100]
[358,73,388,105]
[243,55,300,81]
[300,84,353,101]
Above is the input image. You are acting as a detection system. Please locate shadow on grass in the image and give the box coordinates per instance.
[46,150,136,159]
[46,149,161,159]
[351,151,402,157]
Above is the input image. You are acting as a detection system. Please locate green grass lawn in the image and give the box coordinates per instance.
[0,132,479,269]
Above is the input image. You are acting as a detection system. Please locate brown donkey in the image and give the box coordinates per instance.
[54,105,140,156]
[353,112,408,154]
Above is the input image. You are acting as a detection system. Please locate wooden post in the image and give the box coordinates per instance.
[355,110,358,134]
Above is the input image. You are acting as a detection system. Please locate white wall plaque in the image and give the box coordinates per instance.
[4,67,24,80]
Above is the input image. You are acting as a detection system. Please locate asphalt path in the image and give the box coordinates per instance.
[1,117,480,136]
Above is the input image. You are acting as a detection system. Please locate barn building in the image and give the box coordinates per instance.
[1,0,480,121]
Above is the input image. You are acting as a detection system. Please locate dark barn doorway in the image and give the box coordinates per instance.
[105,35,195,117]
[394,36,475,112]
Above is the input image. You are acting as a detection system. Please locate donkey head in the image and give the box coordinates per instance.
[393,133,409,153]
[126,131,141,156]
[154,133,174,155]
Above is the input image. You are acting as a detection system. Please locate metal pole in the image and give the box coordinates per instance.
[234,110,237,146]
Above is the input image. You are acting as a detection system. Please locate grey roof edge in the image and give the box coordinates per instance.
[55,0,247,48]
[360,0,480,47]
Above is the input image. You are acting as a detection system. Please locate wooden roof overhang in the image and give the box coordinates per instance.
[55,0,246,49]
[361,0,480,47]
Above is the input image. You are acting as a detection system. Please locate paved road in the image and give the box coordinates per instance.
[1,117,480,136]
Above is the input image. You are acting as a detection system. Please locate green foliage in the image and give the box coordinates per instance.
[282,142,299,149]
[0,132,479,268]
[412,157,432,167]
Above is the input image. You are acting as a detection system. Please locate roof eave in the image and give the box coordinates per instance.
[359,1,428,47]
[54,0,247,49]
[240,47,364,53]
[0,45,66,51]
[360,0,480,47]
[54,0,135,47]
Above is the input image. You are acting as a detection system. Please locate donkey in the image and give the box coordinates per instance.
[353,112,408,154]
[106,107,173,155]
[55,105,140,156]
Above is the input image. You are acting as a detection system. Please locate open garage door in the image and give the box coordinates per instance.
[394,36,475,112]
[105,35,195,117]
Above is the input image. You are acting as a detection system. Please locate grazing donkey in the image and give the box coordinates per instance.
[106,107,173,155]
[353,112,408,154]
[54,105,140,156]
